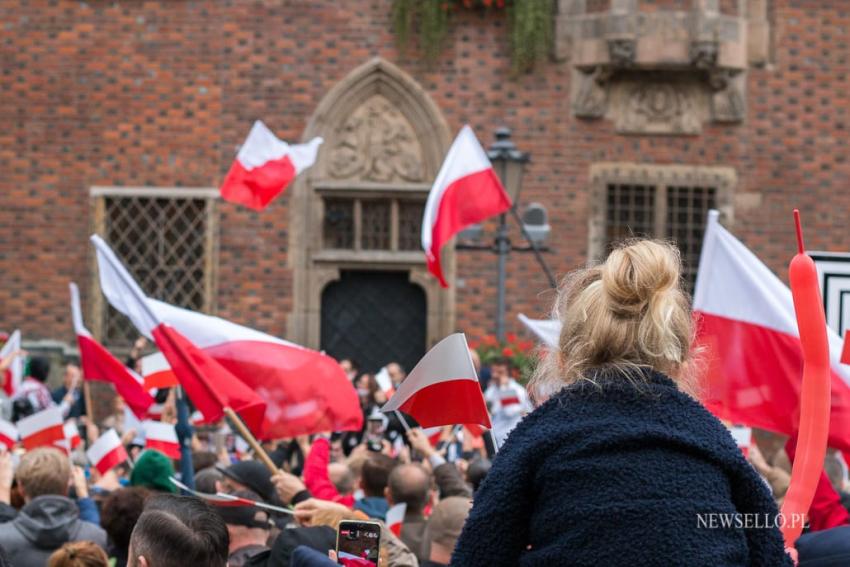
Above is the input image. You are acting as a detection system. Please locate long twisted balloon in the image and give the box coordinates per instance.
[780,210,832,547]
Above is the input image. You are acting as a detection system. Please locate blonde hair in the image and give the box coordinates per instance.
[17,447,71,499]
[48,541,109,567]
[529,239,694,401]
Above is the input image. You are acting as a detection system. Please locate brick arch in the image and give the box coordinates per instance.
[287,57,455,349]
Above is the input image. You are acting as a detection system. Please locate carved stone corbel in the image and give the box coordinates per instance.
[708,69,745,123]
[573,67,611,119]
[607,38,636,68]
[689,40,719,70]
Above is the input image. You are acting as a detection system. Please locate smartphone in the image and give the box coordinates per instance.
[336,520,381,566]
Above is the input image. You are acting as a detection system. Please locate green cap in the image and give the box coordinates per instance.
[130,449,177,493]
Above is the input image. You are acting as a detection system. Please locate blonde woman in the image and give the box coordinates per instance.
[453,240,793,566]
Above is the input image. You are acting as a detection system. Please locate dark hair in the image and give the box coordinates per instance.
[361,454,397,498]
[192,451,218,473]
[388,464,430,514]
[129,494,229,567]
[101,487,151,552]
[194,468,223,495]
[466,458,492,493]
[28,356,50,382]
[489,357,511,370]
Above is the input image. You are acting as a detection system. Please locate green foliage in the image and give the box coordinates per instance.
[391,0,554,73]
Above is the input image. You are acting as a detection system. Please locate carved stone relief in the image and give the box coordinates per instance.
[556,1,766,135]
[327,95,424,183]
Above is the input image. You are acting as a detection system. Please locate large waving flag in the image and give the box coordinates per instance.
[422,125,512,287]
[91,236,361,439]
[693,210,850,452]
[70,283,154,419]
[0,330,24,396]
[91,236,267,435]
[382,333,491,429]
[220,120,323,211]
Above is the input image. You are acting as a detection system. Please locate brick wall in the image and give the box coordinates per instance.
[2,0,849,355]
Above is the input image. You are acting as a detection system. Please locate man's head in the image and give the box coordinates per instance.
[329,434,345,463]
[216,460,275,503]
[328,462,355,496]
[62,363,80,390]
[214,490,271,554]
[386,362,405,386]
[340,358,359,380]
[360,453,397,498]
[16,447,71,501]
[28,356,50,383]
[101,487,151,554]
[386,464,431,515]
[128,494,229,567]
[489,357,511,387]
[424,496,473,564]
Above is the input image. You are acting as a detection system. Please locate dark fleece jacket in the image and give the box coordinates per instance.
[452,368,793,567]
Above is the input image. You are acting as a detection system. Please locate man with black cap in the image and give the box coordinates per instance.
[217,461,278,504]
[215,490,272,567]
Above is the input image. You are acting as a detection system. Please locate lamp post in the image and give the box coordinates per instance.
[487,128,529,343]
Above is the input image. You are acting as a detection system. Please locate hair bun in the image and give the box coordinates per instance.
[601,240,681,316]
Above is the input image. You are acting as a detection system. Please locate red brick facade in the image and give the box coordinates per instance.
[2,0,849,354]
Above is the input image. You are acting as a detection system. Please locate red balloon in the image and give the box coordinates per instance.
[780,210,832,547]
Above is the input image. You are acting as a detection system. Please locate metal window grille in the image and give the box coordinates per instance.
[323,199,355,249]
[322,196,424,252]
[666,185,716,287]
[99,195,214,346]
[361,201,391,250]
[398,201,425,251]
[605,184,656,250]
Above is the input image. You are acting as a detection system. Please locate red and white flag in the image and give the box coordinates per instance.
[374,367,395,398]
[0,420,18,450]
[728,425,753,459]
[422,125,512,287]
[17,407,65,451]
[143,421,180,460]
[87,429,128,475]
[92,235,362,439]
[386,502,406,537]
[0,330,24,396]
[694,210,850,452]
[141,352,178,390]
[91,236,267,434]
[421,426,444,447]
[70,283,155,419]
[220,120,323,211]
[381,333,492,429]
[63,422,82,451]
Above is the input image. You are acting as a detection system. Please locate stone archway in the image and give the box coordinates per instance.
[287,58,454,353]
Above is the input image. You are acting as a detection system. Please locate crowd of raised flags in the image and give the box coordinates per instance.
[0,121,847,565]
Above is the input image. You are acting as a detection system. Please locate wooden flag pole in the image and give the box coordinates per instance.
[83,382,94,428]
[223,407,279,474]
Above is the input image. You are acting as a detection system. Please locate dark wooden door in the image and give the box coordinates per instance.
[320,270,426,374]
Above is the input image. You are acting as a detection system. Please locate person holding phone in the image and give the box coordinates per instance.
[452,240,794,566]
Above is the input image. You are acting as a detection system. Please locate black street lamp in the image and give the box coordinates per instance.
[487,128,529,343]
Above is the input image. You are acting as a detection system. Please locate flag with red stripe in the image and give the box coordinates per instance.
[143,421,180,460]
[220,121,323,211]
[421,125,512,288]
[0,420,18,450]
[17,407,64,450]
[386,503,406,537]
[141,352,179,390]
[87,429,128,475]
[0,330,24,396]
[381,334,491,429]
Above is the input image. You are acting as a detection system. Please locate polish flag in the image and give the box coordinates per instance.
[422,125,513,287]
[381,333,492,429]
[70,283,155,419]
[141,352,178,390]
[87,429,128,475]
[17,407,65,451]
[220,120,323,211]
[386,502,406,537]
[145,403,165,421]
[0,330,24,396]
[92,235,362,439]
[91,236,267,435]
[0,420,18,450]
[143,421,180,460]
[63,422,82,450]
[693,211,850,452]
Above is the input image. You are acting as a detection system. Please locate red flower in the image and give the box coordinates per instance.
[496,0,505,7]
[518,340,534,351]
[468,340,480,350]
[483,335,498,346]
[482,0,493,7]
[506,332,517,344]
[502,347,514,358]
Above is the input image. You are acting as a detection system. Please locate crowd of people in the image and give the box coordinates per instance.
[1,238,850,565]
